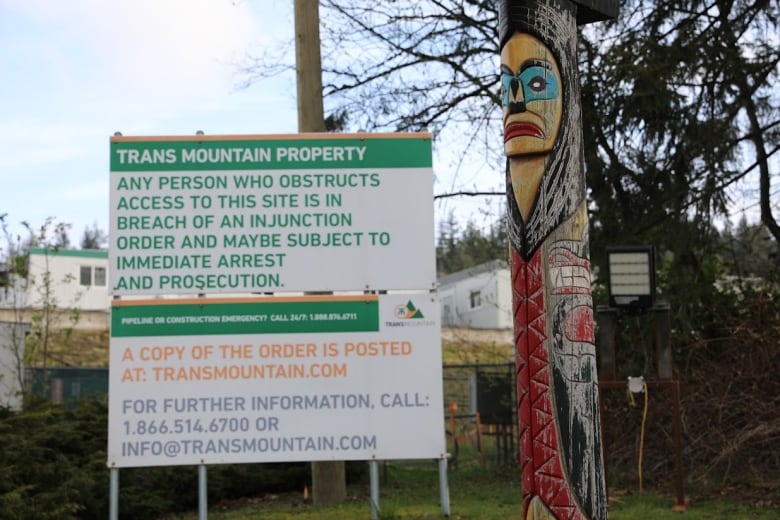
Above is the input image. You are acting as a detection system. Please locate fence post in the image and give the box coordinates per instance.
[109,467,119,520]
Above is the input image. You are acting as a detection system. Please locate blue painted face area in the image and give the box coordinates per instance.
[501,60,560,108]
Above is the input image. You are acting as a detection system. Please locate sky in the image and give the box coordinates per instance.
[0,0,505,250]
[1,0,774,254]
[0,0,302,245]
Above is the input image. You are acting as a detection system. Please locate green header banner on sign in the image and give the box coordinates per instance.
[111,298,380,337]
[110,134,433,171]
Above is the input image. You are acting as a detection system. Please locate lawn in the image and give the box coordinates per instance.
[167,462,524,520]
[165,457,779,520]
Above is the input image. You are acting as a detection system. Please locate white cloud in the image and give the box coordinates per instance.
[0,0,298,240]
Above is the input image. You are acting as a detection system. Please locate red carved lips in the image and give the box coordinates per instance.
[504,122,544,142]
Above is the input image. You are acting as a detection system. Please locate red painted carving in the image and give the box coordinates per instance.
[514,248,586,519]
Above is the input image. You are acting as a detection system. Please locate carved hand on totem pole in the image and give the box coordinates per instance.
[499,1,614,519]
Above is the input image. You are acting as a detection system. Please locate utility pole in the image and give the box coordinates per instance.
[498,1,617,518]
[295,0,325,133]
[294,0,347,507]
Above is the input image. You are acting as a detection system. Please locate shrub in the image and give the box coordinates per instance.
[0,398,324,519]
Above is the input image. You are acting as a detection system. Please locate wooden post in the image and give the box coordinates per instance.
[294,0,347,506]
[295,0,325,133]
[654,303,673,379]
[499,1,616,518]
[597,306,618,381]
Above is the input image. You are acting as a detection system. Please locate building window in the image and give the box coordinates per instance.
[94,267,106,286]
[80,266,92,286]
[469,290,482,309]
[0,269,8,302]
[80,265,107,287]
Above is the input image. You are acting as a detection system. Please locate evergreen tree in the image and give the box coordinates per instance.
[720,215,780,280]
[80,222,108,250]
[436,210,508,275]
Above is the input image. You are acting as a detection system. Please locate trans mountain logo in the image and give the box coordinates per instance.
[393,300,424,320]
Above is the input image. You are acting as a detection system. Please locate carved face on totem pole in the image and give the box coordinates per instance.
[501,32,563,223]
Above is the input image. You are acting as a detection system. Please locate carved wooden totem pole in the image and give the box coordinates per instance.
[499,1,617,519]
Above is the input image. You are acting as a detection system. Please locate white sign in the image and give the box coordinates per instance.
[107,294,444,468]
[109,134,436,295]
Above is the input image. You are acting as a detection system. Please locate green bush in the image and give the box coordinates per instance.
[0,398,98,519]
[0,398,337,519]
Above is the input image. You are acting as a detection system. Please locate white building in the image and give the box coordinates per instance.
[0,248,109,329]
[438,260,512,330]
[2,250,517,332]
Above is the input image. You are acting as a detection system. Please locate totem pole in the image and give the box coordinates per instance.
[498,1,617,519]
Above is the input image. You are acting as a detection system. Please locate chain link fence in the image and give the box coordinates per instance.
[442,362,516,469]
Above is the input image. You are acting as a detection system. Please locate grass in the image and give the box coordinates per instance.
[166,458,780,520]
[609,492,780,519]
[440,328,513,365]
[26,327,109,367]
[167,461,524,520]
[163,434,779,519]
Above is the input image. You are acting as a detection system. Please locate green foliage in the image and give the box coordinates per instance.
[0,399,98,519]
[79,222,107,251]
[21,217,72,253]
[0,399,323,519]
[0,214,28,285]
[436,212,509,276]
[719,217,780,281]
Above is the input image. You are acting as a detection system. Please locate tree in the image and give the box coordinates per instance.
[581,1,779,249]
[436,211,509,275]
[22,219,74,378]
[0,216,80,398]
[719,216,779,280]
[1,214,30,399]
[239,1,778,250]
[80,222,108,250]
